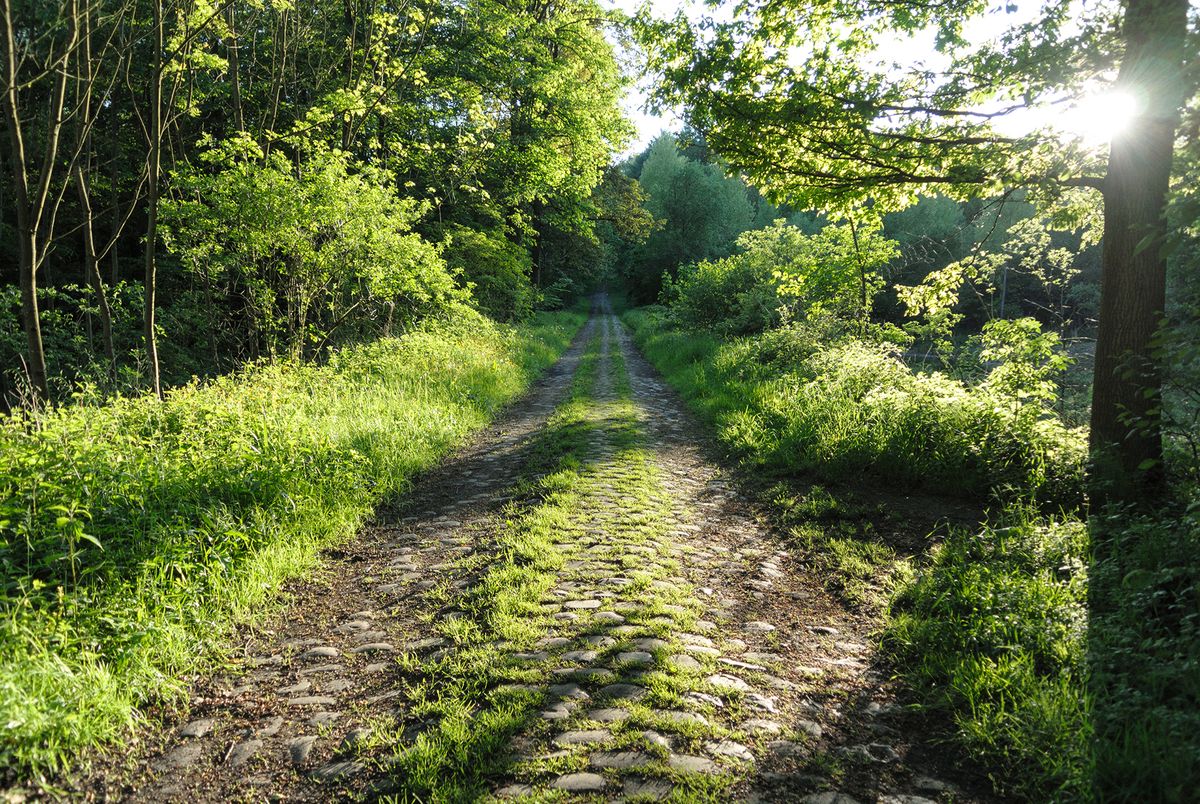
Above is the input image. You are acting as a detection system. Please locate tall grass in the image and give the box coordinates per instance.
[622,307,1086,504]
[0,305,584,777]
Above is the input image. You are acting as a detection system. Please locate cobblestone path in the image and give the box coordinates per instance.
[81,300,984,803]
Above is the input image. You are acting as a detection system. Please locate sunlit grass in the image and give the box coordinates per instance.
[0,305,584,776]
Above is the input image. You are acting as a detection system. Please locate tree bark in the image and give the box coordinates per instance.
[225,3,244,131]
[75,165,116,371]
[144,0,164,398]
[1088,0,1189,505]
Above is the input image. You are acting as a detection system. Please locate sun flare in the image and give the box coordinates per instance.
[1060,89,1141,145]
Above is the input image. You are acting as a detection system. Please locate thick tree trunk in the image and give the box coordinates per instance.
[1088,0,1188,505]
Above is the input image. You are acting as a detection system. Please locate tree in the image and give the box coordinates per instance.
[640,0,1196,502]
[1,0,82,399]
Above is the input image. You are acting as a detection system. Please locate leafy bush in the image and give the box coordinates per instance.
[665,219,899,336]
[441,225,536,321]
[624,308,1086,503]
[1089,501,1200,799]
[163,138,460,360]
[885,511,1089,800]
[0,306,583,775]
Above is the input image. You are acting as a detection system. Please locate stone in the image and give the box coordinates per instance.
[809,625,840,636]
[300,646,340,660]
[600,683,646,700]
[656,709,709,726]
[308,711,342,726]
[590,750,655,770]
[879,797,938,804]
[668,754,720,774]
[561,650,597,662]
[587,707,630,722]
[312,759,361,781]
[538,637,572,649]
[551,772,606,792]
[767,740,806,758]
[178,718,215,739]
[341,727,371,752]
[684,691,724,709]
[155,743,203,770]
[624,778,673,800]
[540,703,572,720]
[226,739,262,767]
[289,696,337,706]
[744,693,777,713]
[796,720,823,739]
[553,729,610,747]
[352,643,395,654]
[549,683,590,700]
[719,658,765,671]
[706,739,754,762]
[867,743,901,762]
[617,651,654,665]
[564,599,602,609]
[642,730,672,750]
[913,777,953,793]
[324,678,354,693]
[707,673,752,693]
[669,654,702,672]
[743,621,775,632]
[742,718,782,735]
[584,635,617,647]
[594,611,625,623]
[299,663,344,676]
[406,637,447,651]
[277,680,312,695]
[633,638,669,651]
[289,736,318,765]
[495,784,535,798]
[256,716,285,737]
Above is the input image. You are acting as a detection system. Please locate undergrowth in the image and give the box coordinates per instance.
[0,304,584,778]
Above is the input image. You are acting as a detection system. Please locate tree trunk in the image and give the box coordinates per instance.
[1088,0,1188,505]
[144,0,164,398]
[75,165,116,371]
[225,3,244,131]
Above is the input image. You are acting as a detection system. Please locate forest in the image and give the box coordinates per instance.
[1,0,1197,801]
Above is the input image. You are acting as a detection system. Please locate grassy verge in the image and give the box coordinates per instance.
[621,307,1085,504]
[0,304,584,779]
[621,307,1092,799]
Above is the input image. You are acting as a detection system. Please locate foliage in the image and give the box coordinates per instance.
[664,218,899,335]
[619,134,756,302]
[441,225,535,322]
[623,308,1086,505]
[886,511,1090,801]
[162,141,458,361]
[1088,501,1200,799]
[0,308,583,774]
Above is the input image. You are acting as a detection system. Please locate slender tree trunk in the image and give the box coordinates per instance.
[144,0,164,397]
[75,165,116,371]
[225,3,244,131]
[1,0,79,401]
[1088,0,1188,504]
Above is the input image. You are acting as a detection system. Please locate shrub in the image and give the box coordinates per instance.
[441,225,536,322]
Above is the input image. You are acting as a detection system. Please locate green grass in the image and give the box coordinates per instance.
[885,510,1090,800]
[622,307,1086,505]
[0,304,584,779]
